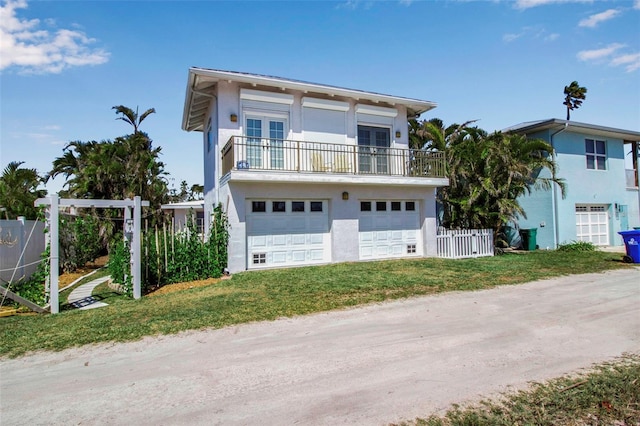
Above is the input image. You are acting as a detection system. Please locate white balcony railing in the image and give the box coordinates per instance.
[221,136,447,179]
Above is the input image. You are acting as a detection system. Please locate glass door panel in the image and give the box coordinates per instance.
[246,118,263,169]
[357,125,390,174]
[269,120,285,169]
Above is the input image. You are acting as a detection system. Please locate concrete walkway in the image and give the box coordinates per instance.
[67,276,111,310]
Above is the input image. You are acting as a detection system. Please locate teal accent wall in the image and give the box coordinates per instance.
[516,127,634,247]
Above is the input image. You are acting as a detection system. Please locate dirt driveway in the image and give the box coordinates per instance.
[2,268,639,425]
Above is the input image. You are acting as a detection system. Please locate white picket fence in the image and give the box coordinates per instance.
[436,227,494,259]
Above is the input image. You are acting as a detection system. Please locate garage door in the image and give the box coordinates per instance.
[576,204,609,246]
[247,200,330,269]
[359,200,421,260]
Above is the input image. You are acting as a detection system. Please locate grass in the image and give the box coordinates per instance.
[396,354,640,426]
[0,250,634,358]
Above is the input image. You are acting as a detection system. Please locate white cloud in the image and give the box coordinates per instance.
[634,0,640,10]
[610,52,640,72]
[578,9,620,28]
[514,0,592,10]
[577,43,639,73]
[503,26,558,43]
[503,32,522,42]
[0,0,109,74]
[577,43,624,61]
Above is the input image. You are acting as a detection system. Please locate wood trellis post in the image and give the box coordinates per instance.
[35,196,149,314]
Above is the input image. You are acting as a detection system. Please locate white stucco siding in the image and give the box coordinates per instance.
[222,181,438,272]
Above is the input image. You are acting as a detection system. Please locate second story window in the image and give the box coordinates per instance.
[586,139,606,170]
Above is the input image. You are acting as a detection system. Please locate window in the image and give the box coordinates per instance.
[586,139,606,170]
[310,201,323,212]
[245,116,287,169]
[376,201,387,211]
[407,244,416,254]
[360,201,372,212]
[405,201,416,211]
[253,253,266,264]
[391,201,401,211]
[357,125,390,174]
[292,201,305,212]
[252,201,266,213]
[272,201,286,212]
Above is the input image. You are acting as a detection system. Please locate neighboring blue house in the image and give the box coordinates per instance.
[504,119,640,249]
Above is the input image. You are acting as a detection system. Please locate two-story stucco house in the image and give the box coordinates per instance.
[504,119,640,249]
[181,68,448,272]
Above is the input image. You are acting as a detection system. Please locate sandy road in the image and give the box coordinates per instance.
[1,268,639,425]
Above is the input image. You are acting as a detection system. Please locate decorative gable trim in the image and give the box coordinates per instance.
[240,89,294,105]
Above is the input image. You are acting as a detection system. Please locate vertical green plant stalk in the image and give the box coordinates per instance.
[108,237,132,297]
[209,203,230,276]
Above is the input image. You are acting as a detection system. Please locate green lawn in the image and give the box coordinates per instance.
[0,250,633,358]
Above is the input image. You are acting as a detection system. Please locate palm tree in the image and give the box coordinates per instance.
[0,161,47,220]
[410,119,566,242]
[563,81,587,120]
[112,105,156,134]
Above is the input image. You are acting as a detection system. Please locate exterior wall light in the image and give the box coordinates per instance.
[395,131,401,138]
[230,114,238,122]
[342,191,349,200]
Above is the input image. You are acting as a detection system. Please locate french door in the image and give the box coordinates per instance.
[357,125,390,174]
[245,117,286,169]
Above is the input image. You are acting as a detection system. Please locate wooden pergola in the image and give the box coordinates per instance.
[35,195,149,314]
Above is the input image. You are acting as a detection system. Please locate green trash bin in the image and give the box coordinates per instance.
[520,228,537,251]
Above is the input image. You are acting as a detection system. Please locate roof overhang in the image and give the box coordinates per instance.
[182,68,437,132]
[503,119,640,142]
[160,200,205,210]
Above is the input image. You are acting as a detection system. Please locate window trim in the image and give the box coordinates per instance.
[585,138,607,171]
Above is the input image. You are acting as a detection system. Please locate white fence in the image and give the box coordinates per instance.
[436,228,494,259]
[0,219,46,284]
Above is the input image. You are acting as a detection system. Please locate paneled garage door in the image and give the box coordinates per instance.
[576,204,609,246]
[359,200,421,260]
[246,200,330,269]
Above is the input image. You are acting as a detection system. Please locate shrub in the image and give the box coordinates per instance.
[557,240,597,252]
[59,213,102,273]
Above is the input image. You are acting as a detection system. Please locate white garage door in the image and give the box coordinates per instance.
[359,200,421,260]
[247,200,330,269]
[576,204,609,246]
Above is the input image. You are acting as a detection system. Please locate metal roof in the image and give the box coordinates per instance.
[503,118,640,141]
[182,68,437,132]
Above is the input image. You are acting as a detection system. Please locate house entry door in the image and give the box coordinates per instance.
[245,117,286,170]
[357,125,390,174]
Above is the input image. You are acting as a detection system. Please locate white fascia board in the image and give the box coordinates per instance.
[302,97,350,112]
[240,88,294,105]
[355,104,398,118]
[224,170,449,188]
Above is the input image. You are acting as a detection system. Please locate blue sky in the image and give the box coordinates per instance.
[1,0,639,195]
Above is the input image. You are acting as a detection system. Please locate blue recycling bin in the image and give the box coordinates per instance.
[618,230,640,263]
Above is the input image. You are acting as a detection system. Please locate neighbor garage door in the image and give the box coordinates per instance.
[575,204,609,246]
[246,200,330,269]
[359,200,421,260]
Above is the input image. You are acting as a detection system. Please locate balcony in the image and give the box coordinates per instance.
[221,136,447,184]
